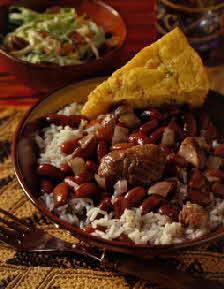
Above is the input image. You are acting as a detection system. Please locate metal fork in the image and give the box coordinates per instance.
[0,207,104,261]
[0,207,223,289]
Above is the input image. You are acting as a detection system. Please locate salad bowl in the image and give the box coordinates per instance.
[0,0,127,91]
[13,77,224,258]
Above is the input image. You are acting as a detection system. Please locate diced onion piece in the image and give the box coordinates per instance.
[69,157,86,175]
[206,156,222,170]
[79,119,88,130]
[119,113,140,129]
[112,126,129,145]
[180,168,188,184]
[113,179,128,196]
[86,122,102,134]
[205,175,220,183]
[161,127,175,146]
[147,181,173,198]
[179,184,188,200]
[95,174,106,190]
[212,140,219,149]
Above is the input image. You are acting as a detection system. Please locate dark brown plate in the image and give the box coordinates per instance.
[13,78,224,258]
[0,0,127,91]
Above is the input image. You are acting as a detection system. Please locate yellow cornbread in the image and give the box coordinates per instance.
[81,27,208,119]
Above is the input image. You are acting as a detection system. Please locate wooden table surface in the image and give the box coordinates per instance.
[0,0,224,106]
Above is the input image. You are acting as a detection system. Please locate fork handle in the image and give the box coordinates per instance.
[112,255,224,289]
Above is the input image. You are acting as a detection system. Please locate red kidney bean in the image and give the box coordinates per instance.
[46,114,88,128]
[182,112,197,137]
[148,127,165,144]
[74,183,98,198]
[214,144,224,157]
[85,160,99,173]
[7,35,29,50]
[95,127,111,143]
[188,190,211,206]
[128,133,150,145]
[78,134,98,150]
[166,153,189,167]
[98,197,113,212]
[139,119,158,136]
[212,183,224,196]
[113,196,128,219]
[60,163,73,175]
[96,114,115,143]
[74,170,93,184]
[40,179,54,195]
[60,138,81,154]
[72,135,97,159]
[111,142,133,151]
[205,169,224,179]
[141,195,162,214]
[141,108,163,121]
[159,204,177,219]
[72,147,83,158]
[125,187,146,208]
[53,183,68,207]
[189,169,206,190]
[97,141,108,162]
[37,164,64,180]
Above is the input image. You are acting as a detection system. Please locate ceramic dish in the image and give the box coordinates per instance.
[13,77,224,258]
[0,0,127,91]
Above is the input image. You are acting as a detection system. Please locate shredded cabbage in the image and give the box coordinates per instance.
[4,7,106,65]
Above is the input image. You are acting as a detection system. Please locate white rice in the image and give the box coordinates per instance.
[57,102,83,116]
[36,102,84,168]
[37,102,224,245]
[87,208,184,244]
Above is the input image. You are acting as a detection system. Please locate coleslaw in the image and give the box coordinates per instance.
[4,7,108,65]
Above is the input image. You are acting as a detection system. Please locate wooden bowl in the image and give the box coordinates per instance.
[13,78,224,258]
[0,0,127,91]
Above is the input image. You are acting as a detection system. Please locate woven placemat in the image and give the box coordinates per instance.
[0,106,224,289]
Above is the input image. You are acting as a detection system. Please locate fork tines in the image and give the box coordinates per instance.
[0,207,29,233]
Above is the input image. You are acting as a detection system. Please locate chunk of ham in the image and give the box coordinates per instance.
[178,137,209,168]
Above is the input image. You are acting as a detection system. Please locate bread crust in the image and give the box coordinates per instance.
[82,28,208,119]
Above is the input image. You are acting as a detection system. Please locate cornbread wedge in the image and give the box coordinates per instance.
[81,27,208,119]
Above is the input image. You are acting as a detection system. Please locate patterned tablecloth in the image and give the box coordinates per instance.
[0,70,224,288]
[1,0,224,288]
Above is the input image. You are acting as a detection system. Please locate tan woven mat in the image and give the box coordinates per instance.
[0,106,224,289]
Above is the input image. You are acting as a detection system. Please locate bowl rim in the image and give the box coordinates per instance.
[159,0,224,12]
[0,0,127,70]
[12,78,224,253]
